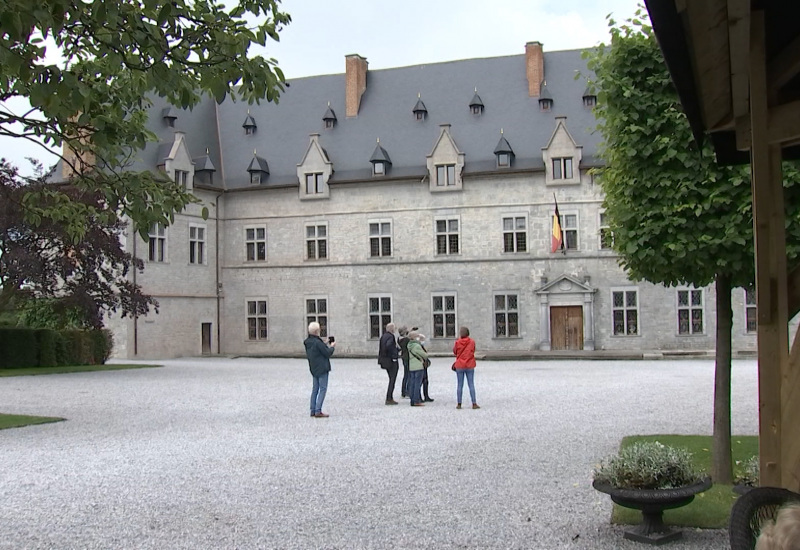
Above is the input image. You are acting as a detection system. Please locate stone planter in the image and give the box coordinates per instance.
[593,477,712,545]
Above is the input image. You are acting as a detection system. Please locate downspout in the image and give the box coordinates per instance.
[132,226,138,356]
[213,99,227,355]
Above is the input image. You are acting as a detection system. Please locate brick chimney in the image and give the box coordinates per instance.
[526,41,544,97]
[345,54,368,117]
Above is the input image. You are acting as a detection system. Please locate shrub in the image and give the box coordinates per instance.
[735,455,759,486]
[91,330,113,364]
[35,329,59,367]
[593,441,704,490]
[0,328,39,368]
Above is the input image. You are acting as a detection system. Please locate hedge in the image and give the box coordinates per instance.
[0,328,113,368]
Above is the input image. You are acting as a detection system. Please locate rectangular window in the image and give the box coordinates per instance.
[306,297,328,338]
[369,220,392,257]
[559,213,578,250]
[599,212,614,250]
[368,295,392,339]
[148,223,166,262]
[677,289,704,335]
[612,289,639,336]
[174,170,189,189]
[552,158,574,180]
[435,218,460,255]
[432,293,457,338]
[745,287,757,333]
[246,299,268,341]
[305,173,323,194]
[250,172,261,185]
[245,226,267,261]
[435,164,456,186]
[189,224,206,265]
[494,293,519,337]
[498,153,510,167]
[306,223,328,260]
[502,216,527,253]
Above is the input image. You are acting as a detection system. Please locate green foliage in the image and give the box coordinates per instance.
[0,328,39,368]
[735,455,759,486]
[584,9,800,288]
[594,440,704,490]
[0,0,290,241]
[35,329,59,367]
[17,298,88,330]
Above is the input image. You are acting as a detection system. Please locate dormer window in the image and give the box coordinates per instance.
[493,131,514,169]
[162,107,177,128]
[413,94,428,121]
[242,111,257,135]
[539,81,553,112]
[193,148,216,187]
[322,102,337,129]
[469,89,484,116]
[174,170,188,188]
[583,95,596,108]
[247,151,269,185]
[370,138,392,177]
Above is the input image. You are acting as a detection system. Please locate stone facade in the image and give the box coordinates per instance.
[104,44,759,359]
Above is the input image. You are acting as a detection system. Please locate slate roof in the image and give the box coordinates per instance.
[137,48,600,190]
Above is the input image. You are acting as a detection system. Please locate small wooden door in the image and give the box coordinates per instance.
[201,323,212,355]
[550,306,584,350]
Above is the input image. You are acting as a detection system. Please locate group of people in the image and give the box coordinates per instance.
[303,321,479,417]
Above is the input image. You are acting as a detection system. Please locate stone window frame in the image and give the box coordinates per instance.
[147,223,167,263]
[556,211,579,251]
[599,210,614,250]
[246,298,268,341]
[435,164,457,187]
[306,296,329,338]
[551,157,574,180]
[677,288,705,335]
[493,292,520,338]
[611,287,640,336]
[244,225,267,262]
[305,222,328,260]
[368,294,393,340]
[744,287,757,334]
[432,292,458,339]
[435,216,460,256]
[368,219,392,258]
[188,223,207,265]
[502,214,528,254]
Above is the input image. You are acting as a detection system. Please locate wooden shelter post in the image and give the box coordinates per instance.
[749,11,793,489]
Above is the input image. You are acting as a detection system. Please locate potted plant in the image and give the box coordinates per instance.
[592,441,712,545]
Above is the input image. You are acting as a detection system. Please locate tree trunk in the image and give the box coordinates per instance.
[712,274,733,484]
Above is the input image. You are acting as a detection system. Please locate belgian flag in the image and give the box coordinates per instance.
[551,195,565,254]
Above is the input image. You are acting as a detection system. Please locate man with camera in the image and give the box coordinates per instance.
[304,322,335,418]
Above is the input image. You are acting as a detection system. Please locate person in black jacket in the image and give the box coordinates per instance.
[304,322,335,418]
[377,322,399,405]
[397,326,411,399]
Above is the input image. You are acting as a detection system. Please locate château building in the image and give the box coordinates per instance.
[102,42,758,359]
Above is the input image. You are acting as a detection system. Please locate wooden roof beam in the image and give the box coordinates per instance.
[768,34,800,90]
[727,0,750,119]
[735,99,800,149]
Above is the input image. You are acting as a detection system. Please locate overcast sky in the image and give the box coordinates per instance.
[2,0,641,173]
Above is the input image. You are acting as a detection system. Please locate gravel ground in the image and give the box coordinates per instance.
[0,357,758,549]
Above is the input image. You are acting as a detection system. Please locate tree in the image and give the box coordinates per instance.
[586,10,800,483]
[0,160,155,328]
[0,0,291,241]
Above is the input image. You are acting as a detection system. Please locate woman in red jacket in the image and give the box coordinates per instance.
[452,326,479,409]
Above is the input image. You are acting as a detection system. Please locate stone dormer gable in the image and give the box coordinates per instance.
[156,131,195,190]
[426,124,465,192]
[535,274,595,295]
[542,116,582,185]
[297,133,333,200]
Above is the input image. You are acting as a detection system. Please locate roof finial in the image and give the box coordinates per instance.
[418,92,421,98]
[247,109,250,114]
[253,149,257,156]
[474,86,478,92]
[327,101,330,106]
[377,137,380,143]
[500,128,504,135]
[205,146,210,154]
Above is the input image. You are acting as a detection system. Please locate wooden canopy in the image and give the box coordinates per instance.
[645,0,800,490]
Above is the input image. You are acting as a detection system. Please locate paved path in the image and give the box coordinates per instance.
[0,358,758,549]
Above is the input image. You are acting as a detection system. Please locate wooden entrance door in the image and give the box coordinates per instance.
[201,323,212,355]
[550,306,584,350]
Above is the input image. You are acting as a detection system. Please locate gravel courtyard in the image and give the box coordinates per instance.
[0,357,759,549]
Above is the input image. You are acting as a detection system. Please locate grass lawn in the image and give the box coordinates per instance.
[0,364,161,377]
[0,413,64,430]
[610,434,758,529]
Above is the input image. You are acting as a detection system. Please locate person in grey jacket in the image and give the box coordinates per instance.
[304,322,335,418]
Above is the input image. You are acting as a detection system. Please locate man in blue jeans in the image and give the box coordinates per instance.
[304,322,335,418]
